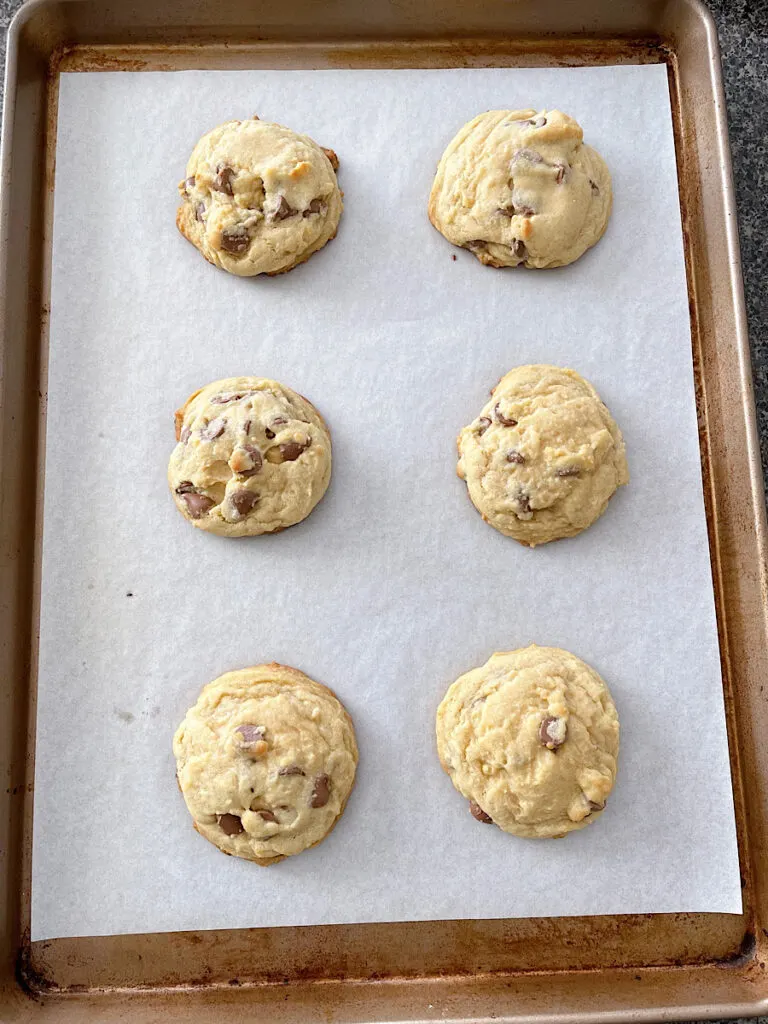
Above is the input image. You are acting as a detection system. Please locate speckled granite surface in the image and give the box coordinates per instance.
[0,2,766,1021]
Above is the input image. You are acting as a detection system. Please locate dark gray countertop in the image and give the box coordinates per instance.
[0,2,766,1022]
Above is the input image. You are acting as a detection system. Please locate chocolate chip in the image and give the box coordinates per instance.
[231,490,258,517]
[184,175,196,193]
[220,226,249,254]
[264,417,287,440]
[466,239,486,251]
[322,147,339,171]
[588,799,606,812]
[310,774,331,808]
[555,164,567,185]
[266,440,307,464]
[539,715,567,749]
[210,391,251,405]
[506,449,526,464]
[201,418,226,440]
[278,765,306,777]
[494,402,517,427]
[499,200,535,218]
[510,116,546,128]
[180,425,191,443]
[231,444,262,477]
[476,416,492,436]
[213,165,235,195]
[469,800,493,824]
[589,179,600,195]
[270,195,296,221]
[556,465,581,478]
[243,445,263,475]
[243,419,252,435]
[257,809,278,823]
[175,481,196,494]
[512,239,527,260]
[194,202,205,222]
[218,813,244,836]
[235,724,267,759]
[234,724,265,746]
[303,197,327,217]
[180,492,215,518]
[517,491,532,515]
[512,148,543,165]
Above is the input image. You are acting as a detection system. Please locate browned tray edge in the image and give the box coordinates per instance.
[2,0,768,1020]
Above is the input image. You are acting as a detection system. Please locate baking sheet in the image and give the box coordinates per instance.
[31,65,741,941]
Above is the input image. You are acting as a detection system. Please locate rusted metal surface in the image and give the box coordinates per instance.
[1,0,766,1020]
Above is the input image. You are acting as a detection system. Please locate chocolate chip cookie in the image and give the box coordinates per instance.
[436,645,620,839]
[457,365,628,546]
[429,109,611,268]
[174,663,358,864]
[168,377,331,537]
[177,116,342,276]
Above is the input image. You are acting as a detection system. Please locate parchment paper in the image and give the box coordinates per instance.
[31,65,742,941]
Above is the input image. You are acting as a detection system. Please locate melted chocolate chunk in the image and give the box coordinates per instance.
[469,800,493,824]
[218,813,244,836]
[309,774,331,808]
[494,402,517,428]
[539,716,567,750]
[303,197,327,217]
[265,440,308,464]
[230,490,258,517]
[213,165,236,195]
[180,492,215,518]
[270,195,296,221]
[220,226,249,254]
[201,418,226,440]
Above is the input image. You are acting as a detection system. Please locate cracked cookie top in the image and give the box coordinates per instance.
[457,365,628,547]
[429,109,611,269]
[177,116,343,276]
[436,645,619,839]
[168,376,331,537]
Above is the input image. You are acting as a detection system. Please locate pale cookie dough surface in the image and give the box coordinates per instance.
[174,664,358,864]
[168,376,332,537]
[457,365,628,547]
[428,109,612,268]
[177,116,343,276]
[436,645,620,839]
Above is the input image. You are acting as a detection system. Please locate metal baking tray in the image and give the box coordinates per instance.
[2,0,767,1020]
